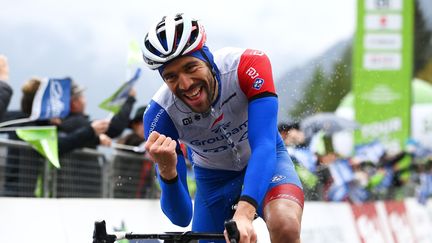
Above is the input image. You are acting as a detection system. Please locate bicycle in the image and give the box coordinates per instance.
[93,219,240,243]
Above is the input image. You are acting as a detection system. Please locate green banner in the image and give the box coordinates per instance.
[353,0,413,152]
[16,126,60,168]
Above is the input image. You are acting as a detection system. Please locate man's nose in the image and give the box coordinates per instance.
[178,73,194,90]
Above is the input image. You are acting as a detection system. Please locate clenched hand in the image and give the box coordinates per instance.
[144,131,178,180]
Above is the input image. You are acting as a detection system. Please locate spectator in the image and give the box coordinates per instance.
[278,122,307,148]
[0,55,12,119]
[58,81,136,148]
[117,105,147,147]
[1,77,110,197]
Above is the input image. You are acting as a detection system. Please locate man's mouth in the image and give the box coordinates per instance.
[183,86,202,100]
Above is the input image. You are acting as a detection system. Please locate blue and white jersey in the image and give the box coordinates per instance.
[144,47,276,171]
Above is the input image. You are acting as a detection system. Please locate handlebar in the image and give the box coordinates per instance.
[224,220,240,243]
[93,220,226,243]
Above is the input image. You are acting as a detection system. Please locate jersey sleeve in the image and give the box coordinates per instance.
[240,96,279,209]
[237,49,277,101]
[236,50,279,209]
[143,101,192,227]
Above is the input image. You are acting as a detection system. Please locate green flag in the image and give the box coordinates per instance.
[99,68,141,114]
[127,39,143,67]
[295,164,318,189]
[16,126,60,168]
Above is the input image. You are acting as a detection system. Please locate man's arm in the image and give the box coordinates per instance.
[106,95,136,138]
[0,55,12,119]
[239,97,278,212]
[144,101,192,227]
[236,49,279,210]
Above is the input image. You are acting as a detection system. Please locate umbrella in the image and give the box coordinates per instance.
[300,112,360,139]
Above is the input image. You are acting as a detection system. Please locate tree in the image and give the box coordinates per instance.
[290,46,352,120]
[413,0,432,77]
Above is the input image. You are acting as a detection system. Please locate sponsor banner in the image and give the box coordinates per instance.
[363,52,401,70]
[301,202,361,243]
[365,14,402,30]
[351,202,391,243]
[365,0,402,11]
[380,200,416,243]
[404,198,432,243]
[0,198,270,243]
[364,33,402,50]
[354,0,413,152]
[2,198,432,243]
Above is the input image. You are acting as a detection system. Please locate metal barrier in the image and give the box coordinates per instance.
[0,138,158,198]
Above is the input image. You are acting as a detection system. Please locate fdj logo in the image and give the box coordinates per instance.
[253,78,264,90]
[182,117,193,126]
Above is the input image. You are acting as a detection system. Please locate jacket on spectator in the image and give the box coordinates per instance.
[0,80,12,119]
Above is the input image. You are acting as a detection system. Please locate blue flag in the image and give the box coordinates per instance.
[353,140,385,165]
[99,68,141,114]
[31,77,71,120]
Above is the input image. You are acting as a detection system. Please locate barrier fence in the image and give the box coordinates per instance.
[0,138,159,199]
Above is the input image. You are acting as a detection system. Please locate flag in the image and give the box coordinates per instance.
[353,140,385,165]
[417,173,432,205]
[294,164,318,189]
[16,126,60,168]
[31,77,71,120]
[327,159,355,201]
[0,77,71,128]
[127,39,143,67]
[99,68,141,114]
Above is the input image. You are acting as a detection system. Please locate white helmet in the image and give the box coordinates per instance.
[142,13,207,70]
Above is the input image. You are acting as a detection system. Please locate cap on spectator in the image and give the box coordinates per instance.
[129,105,147,127]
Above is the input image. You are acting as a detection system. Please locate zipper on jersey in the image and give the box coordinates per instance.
[210,107,242,169]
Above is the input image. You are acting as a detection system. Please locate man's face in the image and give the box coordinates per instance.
[161,56,216,113]
[71,94,86,113]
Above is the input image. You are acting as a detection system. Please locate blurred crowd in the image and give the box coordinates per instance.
[278,121,432,205]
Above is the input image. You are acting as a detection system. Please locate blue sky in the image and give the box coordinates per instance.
[0,0,356,118]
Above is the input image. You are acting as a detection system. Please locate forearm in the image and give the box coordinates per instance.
[157,155,192,227]
[241,97,278,208]
[0,81,13,119]
[58,126,98,155]
[106,96,136,137]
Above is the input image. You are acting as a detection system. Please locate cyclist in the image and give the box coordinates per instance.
[143,14,304,243]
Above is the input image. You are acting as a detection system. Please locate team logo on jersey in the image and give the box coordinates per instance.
[194,114,201,121]
[253,78,264,90]
[271,175,286,183]
[246,67,259,79]
[251,50,264,56]
[182,117,193,126]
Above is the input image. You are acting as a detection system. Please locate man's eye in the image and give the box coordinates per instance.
[164,75,175,82]
[186,65,198,72]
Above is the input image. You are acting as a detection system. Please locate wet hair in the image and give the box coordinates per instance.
[278,122,300,132]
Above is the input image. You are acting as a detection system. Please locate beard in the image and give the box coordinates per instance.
[175,79,214,114]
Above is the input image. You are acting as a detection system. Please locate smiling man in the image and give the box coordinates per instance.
[142,14,304,243]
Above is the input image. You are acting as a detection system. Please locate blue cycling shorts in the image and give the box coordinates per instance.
[191,145,303,242]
